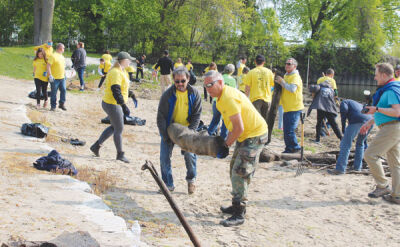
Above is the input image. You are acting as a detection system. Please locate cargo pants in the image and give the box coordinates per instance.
[230,132,268,206]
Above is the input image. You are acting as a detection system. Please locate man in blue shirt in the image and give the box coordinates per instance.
[328,100,372,175]
[360,63,400,204]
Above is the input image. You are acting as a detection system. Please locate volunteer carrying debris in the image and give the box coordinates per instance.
[204,70,268,227]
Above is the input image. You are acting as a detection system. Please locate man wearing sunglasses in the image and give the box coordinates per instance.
[204,70,268,227]
[157,67,202,194]
[275,58,304,153]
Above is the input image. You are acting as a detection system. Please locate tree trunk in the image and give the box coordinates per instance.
[33,0,54,45]
[259,149,337,164]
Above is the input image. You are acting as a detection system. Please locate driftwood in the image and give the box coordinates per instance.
[167,123,225,157]
[259,148,337,164]
[266,69,284,145]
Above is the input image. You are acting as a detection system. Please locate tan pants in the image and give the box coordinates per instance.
[364,122,400,197]
[160,74,172,94]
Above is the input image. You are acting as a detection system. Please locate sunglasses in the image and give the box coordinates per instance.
[174,79,186,84]
[285,62,293,65]
[205,80,218,88]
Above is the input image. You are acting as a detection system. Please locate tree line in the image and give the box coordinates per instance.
[1,0,399,74]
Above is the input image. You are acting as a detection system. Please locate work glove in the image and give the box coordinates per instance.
[121,104,130,117]
[216,141,229,159]
[48,75,55,83]
[129,90,138,108]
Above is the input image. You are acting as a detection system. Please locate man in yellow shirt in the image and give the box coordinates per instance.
[34,40,53,57]
[395,65,400,81]
[204,70,268,227]
[317,68,338,96]
[276,58,304,153]
[157,67,202,194]
[244,54,274,123]
[47,43,66,111]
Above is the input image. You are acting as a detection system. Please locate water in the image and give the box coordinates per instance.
[337,84,377,102]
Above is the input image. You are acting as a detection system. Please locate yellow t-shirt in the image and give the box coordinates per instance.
[281,72,304,112]
[238,74,248,92]
[48,52,65,79]
[33,58,48,82]
[317,76,337,90]
[172,90,189,126]
[34,44,53,57]
[102,54,113,63]
[217,86,268,142]
[244,66,274,103]
[152,64,160,71]
[203,67,218,74]
[186,64,193,71]
[125,66,135,73]
[237,63,245,77]
[103,67,129,105]
[174,62,184,69]
[99,61,112,73]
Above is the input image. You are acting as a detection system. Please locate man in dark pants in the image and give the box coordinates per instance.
[136,54,146,80]
[71,42,86,91]
[157,67,202,194]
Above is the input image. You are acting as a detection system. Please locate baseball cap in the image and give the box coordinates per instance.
[117,51,134,61]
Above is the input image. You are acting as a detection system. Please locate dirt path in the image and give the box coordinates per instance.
[1,76,399,246]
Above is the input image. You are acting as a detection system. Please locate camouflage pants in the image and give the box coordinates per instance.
[230,132,267,206]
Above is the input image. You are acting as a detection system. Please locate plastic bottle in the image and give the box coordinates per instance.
[131,220,141,242]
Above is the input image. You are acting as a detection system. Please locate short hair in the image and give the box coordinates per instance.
[172,67,190,79]
[287,57,298,66]
[100,58,104,62]
[78,42,84,48]
[223,64,235,74]
[326,68,334,75]
[242,66,250,74]
[164,50,169,55]
[255,54,265,65]
[105,50,110,54]
[375,63,394,77]
[240,56,246,60]
[204,70,223,82]
[56,43,64,50]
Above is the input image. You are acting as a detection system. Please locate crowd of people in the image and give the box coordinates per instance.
[31,41,400,227]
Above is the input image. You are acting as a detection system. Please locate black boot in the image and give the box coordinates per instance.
[220,205,246,215]
[117,152,130,163]
[90,141,101,157]
[220,203,245,227]
[59,103,67,111]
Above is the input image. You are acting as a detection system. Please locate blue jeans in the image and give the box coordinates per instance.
[283,110,301,152]
[76,67,85,88]
[336,123,371,172]
[50,78,66,108]
[160,137,197,189]
[278,105,283,129]
[207,101,228,139]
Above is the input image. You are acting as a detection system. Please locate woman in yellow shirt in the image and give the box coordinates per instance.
[174,58,184,69]
[90,52,134,163]
[32,48,49,108]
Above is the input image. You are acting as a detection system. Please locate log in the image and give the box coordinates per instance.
[266,72,283,145]
[259,148,337,164]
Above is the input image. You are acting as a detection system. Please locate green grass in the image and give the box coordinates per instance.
[64,50,102,58]
[0,46,102,80]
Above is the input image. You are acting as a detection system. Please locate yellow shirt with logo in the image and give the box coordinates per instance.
[317,76,337,90]
[48,52,65,79]
[99,61,112,73]
[244,66,274,103]
[174,62,184,69]
[103,67,129,105]
[172,90,189,126]
[186,63,193,71]
[102,54,113,63]
[281,72,304,112]
[34,44,53,57]
[33,58,48,82]
[125,66,135,73]
[237,63,245,77]
[217,86,268,142]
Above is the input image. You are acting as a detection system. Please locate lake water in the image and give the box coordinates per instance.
[337,84,377,102]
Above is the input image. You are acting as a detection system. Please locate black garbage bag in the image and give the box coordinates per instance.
[21,123,49,138]
[101,116,146,126]
[28,90,51,100]
[33,149,78,175]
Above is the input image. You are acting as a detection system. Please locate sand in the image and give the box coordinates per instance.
[1,76,399,247]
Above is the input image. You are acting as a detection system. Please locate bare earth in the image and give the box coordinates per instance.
[1,76,399,247]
